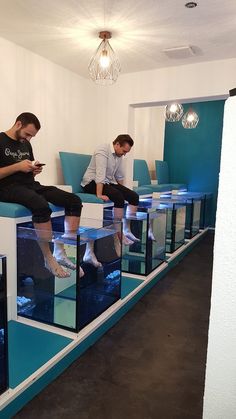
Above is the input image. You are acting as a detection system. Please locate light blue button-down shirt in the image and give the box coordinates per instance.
[81,143,124,186]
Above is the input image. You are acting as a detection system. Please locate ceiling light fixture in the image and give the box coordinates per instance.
[88,31,121,85]
[185,2,197,8]
[165,103,184,122]
[182,108,199,129]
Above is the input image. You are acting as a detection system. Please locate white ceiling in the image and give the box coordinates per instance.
[0,0,236,79]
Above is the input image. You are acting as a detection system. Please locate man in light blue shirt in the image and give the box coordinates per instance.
[81,134,139,245]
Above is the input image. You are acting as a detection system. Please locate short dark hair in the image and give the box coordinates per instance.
[15,112,41,130]
[113,134,134,147]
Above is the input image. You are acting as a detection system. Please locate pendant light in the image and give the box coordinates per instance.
[182,107,199,129]
[88,31,121,85]
[165,103,184,122]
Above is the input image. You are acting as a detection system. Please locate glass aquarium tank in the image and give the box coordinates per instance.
[170,191,213,229]
[200,192,213,228]
[176,193,202,238]
[119,205,167,276]
[139,198,186,254]
[160,193,202,239]
[0,255,8,396]
[17,218,122,332]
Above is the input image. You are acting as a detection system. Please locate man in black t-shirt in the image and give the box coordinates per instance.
[0,112,84,278]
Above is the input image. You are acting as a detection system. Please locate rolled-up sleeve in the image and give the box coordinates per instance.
[94,151,108,184]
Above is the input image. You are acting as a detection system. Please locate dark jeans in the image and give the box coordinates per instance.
[83,181,139,208]
[0,181,82,223]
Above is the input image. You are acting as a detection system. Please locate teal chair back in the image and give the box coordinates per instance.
[133,159,151,186]
[155,160,169,184]
[59,151,91,193]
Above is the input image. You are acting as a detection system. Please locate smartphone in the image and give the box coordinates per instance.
[34,163,46,167]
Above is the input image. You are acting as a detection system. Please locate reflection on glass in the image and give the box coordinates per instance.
[139,198,186,254]
[17,219,122,332]
[0,255,8,395]
[184,199,201,239]
[173,191,213,229]
[192,200,201,237]
[200,193,213,228]
[165,204,186,253]
[161,193,202,240]
[175,206,186,249]
[121,207,167,276]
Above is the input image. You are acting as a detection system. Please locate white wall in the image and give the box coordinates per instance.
[203,97,236,419]
[133,106,165,174]
[0,36,99,185]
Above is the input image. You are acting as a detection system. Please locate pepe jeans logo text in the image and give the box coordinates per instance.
[5,148,30,160]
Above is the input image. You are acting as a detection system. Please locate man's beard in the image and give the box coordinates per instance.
[15,128,25,142]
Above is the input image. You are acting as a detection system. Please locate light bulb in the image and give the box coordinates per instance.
[99,50,110,68]
[187,113,194,122]
[169,104,178,113]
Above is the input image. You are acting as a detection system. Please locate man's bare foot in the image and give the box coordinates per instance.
[122,235,134,246]
[83,248,102,268]
[53,248,76,270]
[53,245,85,277]
[123,231,140,242]
[114,234,121,257]
[45,256,70,278]
[148,229,156,241]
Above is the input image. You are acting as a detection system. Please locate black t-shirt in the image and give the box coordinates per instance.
[0,132,35,188]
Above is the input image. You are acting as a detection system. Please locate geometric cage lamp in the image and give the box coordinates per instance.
[165,102,199,129]
[182,107,199,129]
[88,31,121,85]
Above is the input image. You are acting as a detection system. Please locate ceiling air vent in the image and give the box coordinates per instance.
[163,46,195,59]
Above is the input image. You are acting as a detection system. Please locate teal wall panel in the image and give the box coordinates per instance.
[164,100,225,226]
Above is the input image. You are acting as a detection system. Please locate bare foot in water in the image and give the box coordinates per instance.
[53,248,76,270]
[45,255,70,278]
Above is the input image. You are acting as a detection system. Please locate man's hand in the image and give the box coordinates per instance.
[0,159,42,180]
[97,194,110,202]
[32,160,43,176]
[96,183,109,201]
[17,159,34,173]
